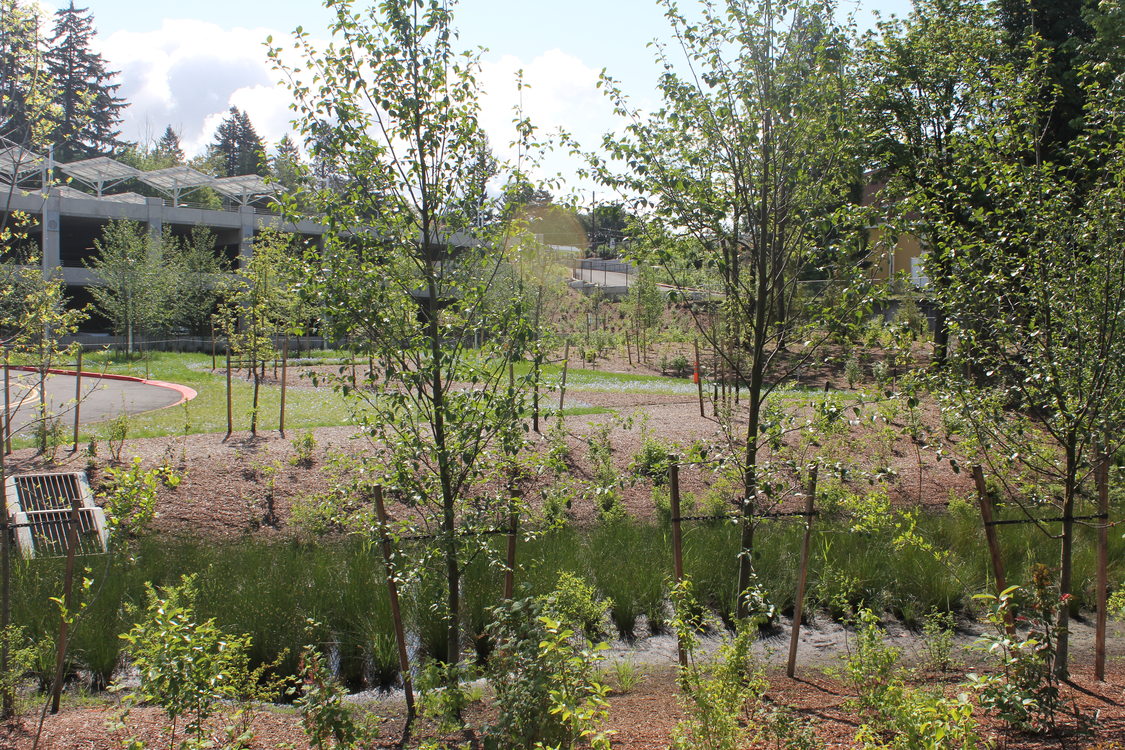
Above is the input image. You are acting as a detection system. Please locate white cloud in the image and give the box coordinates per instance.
[94,23,618,191]
[478,49,616,195]
[96,19,294,156]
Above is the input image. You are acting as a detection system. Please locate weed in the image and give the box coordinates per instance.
[920,608,956,672]
[609,657,644,694]
[290,430,318,467]
[759,705,824,749]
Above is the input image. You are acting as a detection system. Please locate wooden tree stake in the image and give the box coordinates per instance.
[669,460,687,669]
[973,465,1013,633]
[279,337,289,438]
[50,491,82,714]
[225,346,233,440]
[693,339,704,418]
[787,465,817,678]
[3,350,9,455]
[1096,454,1110,681]
[0,448,10,717]
[558,341,570,414]
[373,486,415,723]
[71,349,82,452]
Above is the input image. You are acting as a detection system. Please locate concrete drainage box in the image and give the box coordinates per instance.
[6,472,108,558]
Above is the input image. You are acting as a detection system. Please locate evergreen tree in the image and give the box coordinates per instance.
[0,0,52,150]
[209,106,265,177]
[44,2,126,161]
[270,134,305,193]
[153,125,185,166]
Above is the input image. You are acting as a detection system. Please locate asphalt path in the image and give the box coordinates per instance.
[2,370,187,436]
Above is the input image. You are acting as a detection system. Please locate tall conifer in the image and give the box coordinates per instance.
[209,106,265,176]
[45,2,125,161]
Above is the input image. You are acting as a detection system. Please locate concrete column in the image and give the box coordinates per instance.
[145,197,163,242]
[238,205,255,269]
[42,190,61,279]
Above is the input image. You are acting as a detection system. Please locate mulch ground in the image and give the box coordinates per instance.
[2,339,1120,748]
[6,660,1125,748]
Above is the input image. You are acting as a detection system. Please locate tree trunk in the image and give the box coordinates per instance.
[250,367,260,436]
[1055,445,1077,678]
[932,308,949,367]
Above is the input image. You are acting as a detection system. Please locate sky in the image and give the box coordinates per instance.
[40,0,914,193]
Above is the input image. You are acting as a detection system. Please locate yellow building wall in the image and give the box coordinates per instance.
[866,226,924,282]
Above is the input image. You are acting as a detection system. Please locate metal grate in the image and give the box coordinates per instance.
[13,474,83,512]
[22,509,105,557]
[6,472,108,559]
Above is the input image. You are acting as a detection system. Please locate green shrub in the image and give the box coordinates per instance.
[116,575,283,749]
[967,566,1092,734]
[542,571,611,640]
[843,609,981,749]
[98,457,160,538]
[669,579,768,750]
[631,438,673,485]
[486,595,611,750]
[290,430,318,467]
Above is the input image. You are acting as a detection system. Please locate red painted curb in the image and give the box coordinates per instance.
[8,366,198,408]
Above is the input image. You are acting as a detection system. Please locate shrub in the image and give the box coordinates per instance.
[844,354,862,389]
[116,575,283,749]
[485,595,611,750]
[98,457,160,538]
[920,608,956,673]
[630,437,673,485]
[669,579,768,750]
[967,566,1092,734]
[290,431,318,468]
[542,571,611,641]
[290,635,378,750]
[843,609,981,749]
[106,413,129,463]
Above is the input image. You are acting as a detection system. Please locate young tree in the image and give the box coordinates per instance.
[44,2,125,161]
[208,106,266,177]
[271,0,540,672]
[215,230,295,436]
[596,0,868,616]
[624,267,662,362]
[171,227,227,336]
[928,74,1125,678]
[86,220,178,353]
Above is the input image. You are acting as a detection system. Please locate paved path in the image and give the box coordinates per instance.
[572,267,634,289]
[3,369,193,436]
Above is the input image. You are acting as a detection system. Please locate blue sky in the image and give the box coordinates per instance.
[43,0,913,189]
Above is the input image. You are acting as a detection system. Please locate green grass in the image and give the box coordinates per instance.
[6,351,613,447]
[10,512,1123,693]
